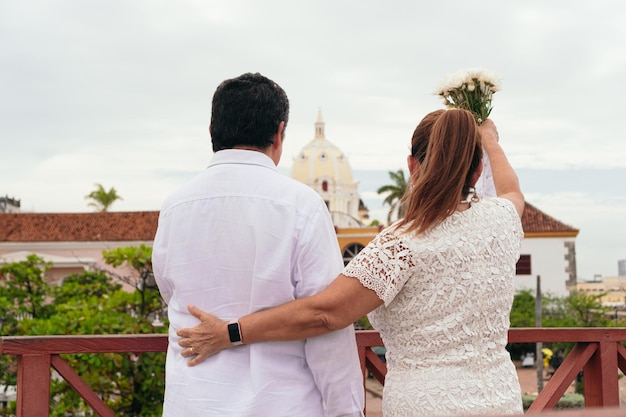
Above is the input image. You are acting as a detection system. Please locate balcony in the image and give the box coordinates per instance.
[1,328,625,416]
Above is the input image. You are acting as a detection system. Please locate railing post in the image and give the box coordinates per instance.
[583,340,619,407]
[16,353,51,417]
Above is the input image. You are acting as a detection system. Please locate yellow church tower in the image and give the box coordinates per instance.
[291,110,380,264]
[291,110,367,227]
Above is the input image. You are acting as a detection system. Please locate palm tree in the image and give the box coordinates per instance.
[377,169,409,224]
[85,183,123,212]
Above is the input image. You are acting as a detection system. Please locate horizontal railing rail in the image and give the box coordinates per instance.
[1,328,626,416]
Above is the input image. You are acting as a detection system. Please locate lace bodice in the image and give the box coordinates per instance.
[343,198,524,416]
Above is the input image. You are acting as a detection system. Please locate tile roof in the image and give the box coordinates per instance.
[0,212,159,242]
[521,202,578,235]
[0,203,578,243]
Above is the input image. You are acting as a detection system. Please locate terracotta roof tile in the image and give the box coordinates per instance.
[522,202,578,234]
[0,203,578,243]
[0,212,159,242]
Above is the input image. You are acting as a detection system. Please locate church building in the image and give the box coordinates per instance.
[290,110,369,228]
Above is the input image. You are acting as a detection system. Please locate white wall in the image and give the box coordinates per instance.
[516,237,575,297]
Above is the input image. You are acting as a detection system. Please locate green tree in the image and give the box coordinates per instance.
[0,255,53,397]
[543,291,613,328]
[510,289,536,328]
[508,290,538,360]
[0,254,52,321]
[0,248,167,417]
[85,183,123,212]
[377,169,409,224]
[508,288,617,393]
[103,244,160,317]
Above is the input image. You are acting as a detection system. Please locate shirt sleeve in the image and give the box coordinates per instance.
[294,201,365,417]
[343,228,416,307]
[152,210,174,304]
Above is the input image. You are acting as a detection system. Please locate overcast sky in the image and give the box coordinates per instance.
[1,0,625,281]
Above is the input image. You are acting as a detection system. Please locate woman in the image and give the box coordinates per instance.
[177,109,525,416]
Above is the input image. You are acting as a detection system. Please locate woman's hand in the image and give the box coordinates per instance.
[478,119,499,146]
[477,119,525,217]
[176,304,232,367]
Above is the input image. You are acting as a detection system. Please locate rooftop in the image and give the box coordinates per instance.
[0,202,577,243]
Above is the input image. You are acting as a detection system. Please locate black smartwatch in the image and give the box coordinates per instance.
[228,320,243,346]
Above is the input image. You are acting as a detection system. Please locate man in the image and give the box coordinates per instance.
[152,73,364,416]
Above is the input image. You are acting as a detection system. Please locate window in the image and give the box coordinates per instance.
[322,181,328,192]
[516,255,531,275]
[342,243,365,266]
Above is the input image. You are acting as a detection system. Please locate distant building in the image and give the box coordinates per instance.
[0,196,20,213]
[1,130,580,296]
[291,110,368,227]
[618,259,626,276]
[289,110,380,264]
[0,211,156,288]
[576,276,626,308]
[516,203,579,297]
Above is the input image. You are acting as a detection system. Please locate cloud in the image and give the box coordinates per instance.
[2,0,626,281]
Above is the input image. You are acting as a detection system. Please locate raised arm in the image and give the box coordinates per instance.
[479,120,525,217]
[177,274,383,366]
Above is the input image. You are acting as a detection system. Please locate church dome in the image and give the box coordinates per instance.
[291,110,366,227]
[291,110,355,185]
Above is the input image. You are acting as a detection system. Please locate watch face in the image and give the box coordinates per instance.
[228,322,242,343]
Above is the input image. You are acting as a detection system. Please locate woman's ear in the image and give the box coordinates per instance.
[470,159,484,186]
[407,155,420,182]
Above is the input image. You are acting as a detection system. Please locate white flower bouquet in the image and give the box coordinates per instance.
[435,68,501,198]
[435,68,501,125]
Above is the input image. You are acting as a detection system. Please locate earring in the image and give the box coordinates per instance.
[470,187,480,203]
[460,187,480,204]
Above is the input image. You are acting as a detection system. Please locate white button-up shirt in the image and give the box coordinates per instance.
[153,149,364,417]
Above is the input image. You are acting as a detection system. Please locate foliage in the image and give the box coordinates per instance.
[85,183,123,212]
[103,244,152,273]
[507,289,536,360]
[510,289,536,328]
[355,315,373,330]
[0,254,52,321]
[543,291,614,328]
[377,169,408,224]
[508,289,621,394]
[522,393,584,410]
[0,247,167,416]
[103,244,160,317]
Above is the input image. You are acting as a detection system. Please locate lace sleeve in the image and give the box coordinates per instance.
[343,230,416,307]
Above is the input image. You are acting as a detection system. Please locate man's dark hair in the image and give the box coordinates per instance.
[210,73,289,152]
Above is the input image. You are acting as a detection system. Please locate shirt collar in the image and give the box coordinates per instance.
[209,149,278,171]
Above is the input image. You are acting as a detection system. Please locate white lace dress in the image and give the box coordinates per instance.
[344,198,524,417]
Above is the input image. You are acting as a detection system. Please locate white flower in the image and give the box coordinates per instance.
[434,68,501,125]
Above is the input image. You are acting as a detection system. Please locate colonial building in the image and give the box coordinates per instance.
[0,113,579,295]
[516,203,579,297]
[0,211,157,288]
[291,110,368,227]
[0,204,579,296]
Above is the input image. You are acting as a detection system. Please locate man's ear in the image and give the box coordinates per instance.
[271,122,285,149]
[269,121,286,164]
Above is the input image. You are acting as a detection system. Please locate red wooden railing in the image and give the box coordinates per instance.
[1,329,626,416]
